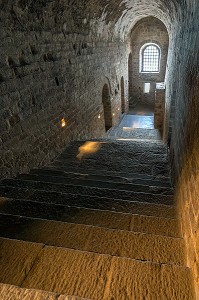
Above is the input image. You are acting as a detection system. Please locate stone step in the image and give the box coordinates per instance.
[58,150,168,163]
[52,159,170,178]
[30,168,172,187]
[107,127,162,140]
[61,143,168,162]
[0,186,176,218]
[0,238,194,299]
[0,179,174,205]
[0,214,184,265]
[0,198,181,237]
[0,283,86,300]
[63,139,167,153]
[44,166,171,182]
[16,173,173,195]
[58,147,168,163]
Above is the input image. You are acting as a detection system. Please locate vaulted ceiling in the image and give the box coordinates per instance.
[1,0,193,40]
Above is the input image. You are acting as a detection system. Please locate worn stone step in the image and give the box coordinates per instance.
[52,159,170,178]
[0,283,86,300]
[63,139,168,155]
[30,168,172,187]
[58,147,168,163]
[51,158,170,178]
[58,151,168,164]
[0,214,184,265]
[0,198,181,237]
[61,144,168,164]
[43,166,171,182]
[0,179,174,205]
[16,173,173,195]
[0,186,176,218]
[107,127,162,140]
[57,140,168,162]
[0,238,194,299]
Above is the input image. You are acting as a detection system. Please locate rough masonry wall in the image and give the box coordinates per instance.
[166,3,199,297]
[154,89,165,132]
[0,2,128,178]
[129,17,169,108]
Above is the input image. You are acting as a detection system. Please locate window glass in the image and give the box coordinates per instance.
[141,44,160,73]
[144,83,150,93]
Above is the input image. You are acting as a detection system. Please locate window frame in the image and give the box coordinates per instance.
[140,43,161,74]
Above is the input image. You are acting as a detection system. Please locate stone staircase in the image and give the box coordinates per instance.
[107,127,162,141]
[0,138,195,299]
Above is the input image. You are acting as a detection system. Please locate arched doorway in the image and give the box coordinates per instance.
[121,77,125,113]
[102,84,112,131]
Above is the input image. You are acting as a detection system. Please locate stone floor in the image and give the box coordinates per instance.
[120,105,154,129]
[108,105,162,140]
[119,114,154,129]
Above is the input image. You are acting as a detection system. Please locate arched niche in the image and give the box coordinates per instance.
[121,76,125,113]
[102,84,112,131]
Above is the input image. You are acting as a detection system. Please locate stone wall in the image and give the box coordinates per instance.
[154,87,165,132]
[165,3,199,297]
[129,17,169,108]
[0,3,128,178]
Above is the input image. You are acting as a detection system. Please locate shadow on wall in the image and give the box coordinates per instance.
[121,76,125,113]
[102,84,112,132]
[128,53,133,105]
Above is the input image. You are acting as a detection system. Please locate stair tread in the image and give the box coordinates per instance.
[17,173,173,195]
[52,159,170,177]
[0,179,174,205]
[0,283,87,300]
[41,166,171,181]
[0,198,181,237]
[0,238,194,300]
[30,168,172,186]
[0,213,184,265]
[0,186,176,218]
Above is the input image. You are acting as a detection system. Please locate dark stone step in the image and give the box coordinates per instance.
[17,173,173,195]
[66,139,167,151]
[58,150,168,163]
[30,168,172,187]
[59,142,168,157]
[52,160,170,177]
[56,156,169,171]
[0,198,180,236]
[59,144,168,163]
[0,179,174,205]
[44,166,171,182]
[0,186,176,218]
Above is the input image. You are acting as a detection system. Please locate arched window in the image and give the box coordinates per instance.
[140,43,160,73]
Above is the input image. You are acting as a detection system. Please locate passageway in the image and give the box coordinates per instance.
[0,0,198,298]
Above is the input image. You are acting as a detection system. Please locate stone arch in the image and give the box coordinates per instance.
[102,83,112,131]
[121,76,125,113]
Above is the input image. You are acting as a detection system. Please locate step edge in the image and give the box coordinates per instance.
[0,179,174,198]
[0,186,176,208]
[0,282,90,300]
[0,212,183,240]
[0,236,188,269]
[18,174,173,190]
[0,197,178,220]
